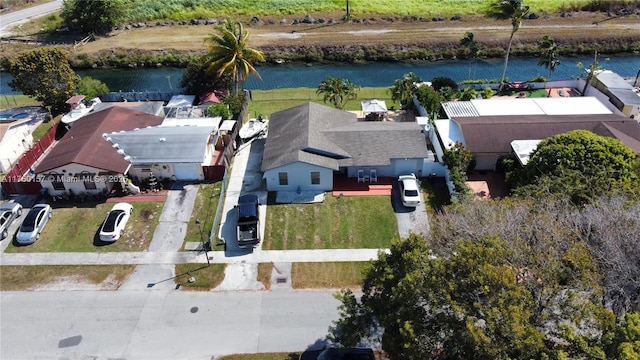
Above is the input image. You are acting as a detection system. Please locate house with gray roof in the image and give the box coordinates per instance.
[261,102,432,192]
[106,125,217,181]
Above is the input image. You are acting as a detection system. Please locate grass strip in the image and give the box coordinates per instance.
[0,265,135,291]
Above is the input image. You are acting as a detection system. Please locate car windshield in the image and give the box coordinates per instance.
[20,211,39,232]
[103,211,124,232]
[405,189,419,197]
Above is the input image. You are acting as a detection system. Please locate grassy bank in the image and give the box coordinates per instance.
[2,1,638,68]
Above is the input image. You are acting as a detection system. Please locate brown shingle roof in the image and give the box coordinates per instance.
[35,107,164,173]
[454,114,640,154]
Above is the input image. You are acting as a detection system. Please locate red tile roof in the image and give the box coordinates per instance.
[35,107,164,173]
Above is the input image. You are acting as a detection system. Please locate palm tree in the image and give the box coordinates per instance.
[460,31,482,80]
[577,53,603,96]
[206,19,265,93]
[537,35,561,96]
[316,76,360,109]
[389,72,422,110]
[460,87,478,101]
[486,0,530,91]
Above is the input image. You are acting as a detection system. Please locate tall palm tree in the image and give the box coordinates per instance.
[316,76,360,109]
[537,35,561,96]
[460,31,482,80]
[486,0,530,91]
[206,20,264,93]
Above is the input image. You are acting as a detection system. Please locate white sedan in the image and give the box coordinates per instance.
[99,202,133,242]
[398,173,421,208]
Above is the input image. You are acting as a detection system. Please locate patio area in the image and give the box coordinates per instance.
[332,174,393,197]
[465,171,509,200]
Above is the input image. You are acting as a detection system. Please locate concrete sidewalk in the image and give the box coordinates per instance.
[0,248,387,266]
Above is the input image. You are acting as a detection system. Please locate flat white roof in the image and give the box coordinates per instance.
[471,98,545,116]
[161,116,222,128]
[532,97,612,115]
[445,96,612,118]
[511,139,542,166]
[434,119,465,150]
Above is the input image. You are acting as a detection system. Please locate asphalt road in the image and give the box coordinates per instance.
[0,0,63,37]
[1,289,340,359]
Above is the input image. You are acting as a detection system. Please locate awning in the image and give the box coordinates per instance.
[361,99,388,113]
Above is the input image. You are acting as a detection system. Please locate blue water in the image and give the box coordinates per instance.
[2,55,639,94]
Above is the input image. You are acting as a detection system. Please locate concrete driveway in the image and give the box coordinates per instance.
[392,180,430,239]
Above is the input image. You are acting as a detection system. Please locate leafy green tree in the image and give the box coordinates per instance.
[431,76,459,92]
[606,312,640,359]
[513,130,639,204]
[206,19,264,93]
[316,76,359,109]
[61,0,129,34]
[486,0,530,91]
[415,85,443,120]
[207,103,231,119]
[388,72,422,110]
[180,57,232,96]
[9,47,80,116]
[77,76,109,99]
[222,91,246,118]
[460,87,477,101]
[331,235,547,360]
[443,141,473,197]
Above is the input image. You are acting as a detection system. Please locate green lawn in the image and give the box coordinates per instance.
[247,87,399,121]
[292,262,370,289]
[0,94,41,109]
[264,195,399,250]
[4,201,164,253]
[182,182,223,247]
[174,263,226,290]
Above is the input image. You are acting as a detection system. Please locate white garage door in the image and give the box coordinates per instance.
[393,158,421,177]
[173,163,202,180]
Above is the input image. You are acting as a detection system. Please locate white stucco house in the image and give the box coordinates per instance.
[0,107,47,173]
[261,102,433,192]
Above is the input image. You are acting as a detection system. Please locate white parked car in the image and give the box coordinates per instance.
[16,204,52,245]
[398,173,421,208]
[0,201,23,240]
[99,202,133,242]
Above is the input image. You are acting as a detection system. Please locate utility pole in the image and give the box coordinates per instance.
[345,0,351,21]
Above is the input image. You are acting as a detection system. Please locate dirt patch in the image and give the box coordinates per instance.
[31,274,121,291]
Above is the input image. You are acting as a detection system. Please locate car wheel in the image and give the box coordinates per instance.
[1,229,7,240]
[17,208,23,216]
